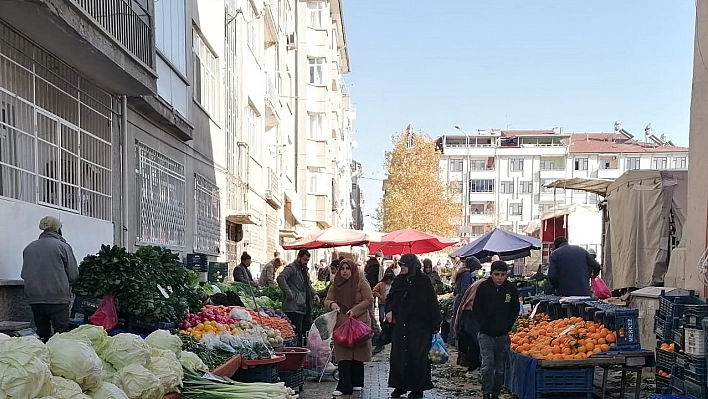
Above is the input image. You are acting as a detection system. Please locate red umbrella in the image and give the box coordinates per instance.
[366,228,457,256]
[282,227,372,250]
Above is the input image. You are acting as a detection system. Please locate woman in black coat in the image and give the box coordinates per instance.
[386,254,442,399]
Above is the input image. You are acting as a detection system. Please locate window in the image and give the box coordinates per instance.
[470,159,491,171]
[538,203,555,213]
[136,142,186,248]
[308,57,325,85]
[469,202,494,215]
[626,157,641,170]
[539,159,556,170]
[246,0,258,53]
[540,179,562,193]
[469,179,494,193]
[193,30,219,118]
[308,113,324,139]
[154,0,188,115]
[652,157,668,170]
[500,181,515,194]
[0,37,113,221]
[509,203,523,216]
[449,159,463,172]
[519,181,533,194]
[672,156,687,169]
[509,158,524,172]
[308,1,325,28]
[194,174,221,254]
[574,158,588,171]
[308,168,327,195]
[600,156,618,170]
[246,106,261,159]
[469,225,486,236]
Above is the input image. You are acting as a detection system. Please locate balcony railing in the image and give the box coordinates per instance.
[265,71,279,108]
[73,0,153,67]
[265,168,282,209]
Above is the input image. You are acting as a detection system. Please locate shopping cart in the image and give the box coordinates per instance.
[303,337,339,382]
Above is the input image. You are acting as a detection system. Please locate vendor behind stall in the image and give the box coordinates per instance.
[547,237,601,296]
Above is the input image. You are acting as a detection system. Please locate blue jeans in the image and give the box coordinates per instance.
[378,303,387,323]
[478,333,510,396]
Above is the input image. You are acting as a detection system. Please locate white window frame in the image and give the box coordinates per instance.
[308,57,325,85]
[449,159,463,172]
[194,173,221,255]
[519,181,533,194]
[192,29,219,119]
[509,202,523,216]
[246,105,261,160]
[626,157,641,170]
[500,181,515,194]
[308,1,326,29]
[246,0,259,55]
[308,112,324,140]
[652,157,668,170]
[509,158,523,172]
[574,157,588,171]
[672,156,687,169]
[136,142,186,248]
[469,179,494,193]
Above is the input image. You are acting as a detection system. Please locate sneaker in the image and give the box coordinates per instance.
[390,388,406,398]
[353,387,363,391]
[325,362,337,372]
[408,392,423,398]
[482,394,492,399]
[332,390,344,397]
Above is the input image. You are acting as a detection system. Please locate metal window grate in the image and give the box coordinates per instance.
[136,141,186,248]
[0,22,113,220]
[194,173,221,255]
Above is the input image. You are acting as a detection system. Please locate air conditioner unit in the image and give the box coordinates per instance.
[286,32,297,49]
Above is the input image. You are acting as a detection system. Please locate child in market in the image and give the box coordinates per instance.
[472,261,519,399]
[371,272,395,354]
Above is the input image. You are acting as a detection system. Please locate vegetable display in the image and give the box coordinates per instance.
[177,334,234,370]
[73,245,201,323]
[182,368,299,399]
[180,305,293,345]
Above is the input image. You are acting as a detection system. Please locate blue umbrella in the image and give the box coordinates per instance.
[451,228,541,261]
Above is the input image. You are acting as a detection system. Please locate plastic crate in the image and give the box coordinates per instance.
[234,364,279,383]
[660,293,705,319]
[546,301,566,321]
[670,375,684,395]
[655,314,681,341]
[673,328,685,348]
[684,307,708,329]
[684,329,705,356]
[655,374,671,394]
[536,393,592,399]
[535,367,594,393]
[518,286,535,298]
[675,352,707,384]
[683,377,706,399]
[656,341,677,370]
[604,308,640,350]
[278,368,304,391]
[128,317,176,333]
[672,364,685,380]
[648,395,691,399]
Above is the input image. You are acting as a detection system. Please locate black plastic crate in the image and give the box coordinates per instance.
[234,364,279,383]
[683,377,706,398]
[684,307,708,329]
[659,293,705,319]
[546,301,566,321]
[655,374,671,394]
[672,364,685,380]
[278,368,304,391]
[655,314,680,341]
[128,316,176,333]
[656,341,677,370]
[208,262,228,283]
[670,375,684,395]
[185,253,209,272]
[674,352,707,384]
[536,393,592,399]
[535,367,594,393]
[673,328,685,348]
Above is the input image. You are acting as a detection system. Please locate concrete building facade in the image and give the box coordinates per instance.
[438,126,689,242]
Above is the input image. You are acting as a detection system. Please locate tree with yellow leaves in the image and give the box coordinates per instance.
[378,125,462,237]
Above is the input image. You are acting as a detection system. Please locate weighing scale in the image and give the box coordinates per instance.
[0,321,38,337]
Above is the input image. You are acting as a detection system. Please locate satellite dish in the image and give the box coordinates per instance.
[351,140,358,149]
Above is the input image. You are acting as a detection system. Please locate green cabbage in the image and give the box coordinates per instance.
[65,325,108,352]
[113,364,164,399]
[0,333,10,340]
[99,334,150,370]
[101,360,117,383]
[144,330,182,356]
[178,351,207,372]
[0,349,53,399]
[87,382,129,399]
[148,349,182,393]
[50,376,93,399]
[0,336,51,364]
[47,335,103,391]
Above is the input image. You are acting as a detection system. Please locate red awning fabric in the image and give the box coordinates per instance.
[281,227,372,250]
[367,228,457,256]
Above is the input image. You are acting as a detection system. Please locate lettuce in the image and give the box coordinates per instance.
[99,334,150,370]
[0,336,50,364]
[113,364,164,399]
[0,349,52,399]
[64,325,109,352]
[87,382,129,399]
[178,351,207,372]
[50,376,93,399]
[144,330,182,356]
[147,348,183,393]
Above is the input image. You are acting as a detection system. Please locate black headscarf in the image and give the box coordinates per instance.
[465,256,482,273]
[399,253,421,278]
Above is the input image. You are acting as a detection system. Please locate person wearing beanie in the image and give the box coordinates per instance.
[233,252,258,287]
[21,216,79,342]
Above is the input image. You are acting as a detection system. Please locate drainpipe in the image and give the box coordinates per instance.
[121,95,129,248]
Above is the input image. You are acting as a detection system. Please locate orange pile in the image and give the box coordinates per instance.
[511,316,617,360]
[659,342,676,352]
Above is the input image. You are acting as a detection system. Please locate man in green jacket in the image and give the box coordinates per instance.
[277,249,320,346]
[21,216,79,342]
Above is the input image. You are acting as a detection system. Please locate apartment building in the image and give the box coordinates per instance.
[0,0,356,283]
[350,160,365,230]
[438,126,689,241]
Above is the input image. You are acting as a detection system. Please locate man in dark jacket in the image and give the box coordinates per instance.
[547,237,601,297]
[277,250,320,346]
[473,261,519,399]
[21,216,79,342]
[365,251,383,287]
[233,252,258,286]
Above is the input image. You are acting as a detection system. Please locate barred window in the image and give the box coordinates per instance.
[136,142,186,248]
[194,174,221,254]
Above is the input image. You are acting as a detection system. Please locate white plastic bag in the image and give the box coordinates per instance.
[313,310,338,340]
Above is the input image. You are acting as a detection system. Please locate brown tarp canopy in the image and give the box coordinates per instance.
[545,170,688,290]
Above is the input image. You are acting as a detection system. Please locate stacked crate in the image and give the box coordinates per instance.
[654,292,708,398]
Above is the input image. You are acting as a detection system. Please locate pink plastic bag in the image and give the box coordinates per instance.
[333,317,374,348]
[89,294,118,331]
[592,277,612,300]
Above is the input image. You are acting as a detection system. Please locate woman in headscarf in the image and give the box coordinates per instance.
[386,254,442,399]
[449,256,482,345]
[454,260,487,374]
[324,258,374,397]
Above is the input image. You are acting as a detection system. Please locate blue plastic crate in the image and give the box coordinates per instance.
[535,367,594,393]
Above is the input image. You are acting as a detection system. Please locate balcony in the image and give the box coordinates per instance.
[263,0,278,46]
[225,174,258,225]
[264,71,280,128]
[0,0,157,95]
[265,168,283,210]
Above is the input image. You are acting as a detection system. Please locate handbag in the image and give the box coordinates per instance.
[378,320,392,346]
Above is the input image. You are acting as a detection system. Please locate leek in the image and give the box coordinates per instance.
[182,368,298,399]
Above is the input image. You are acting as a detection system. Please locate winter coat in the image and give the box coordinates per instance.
[259,260,278,286]
[472,278,519,337]
[452,269,473,316]
[277,262,317,314]
[372,281,391,305]
[547,243,601,297]
[21,231,79,305]
[364,259,380,288]
[233,264,256,286]
[426,271,444,293]
[324,276,374,362]
[387,272,442,392]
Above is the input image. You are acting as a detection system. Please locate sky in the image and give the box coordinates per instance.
[342,0,697,231]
